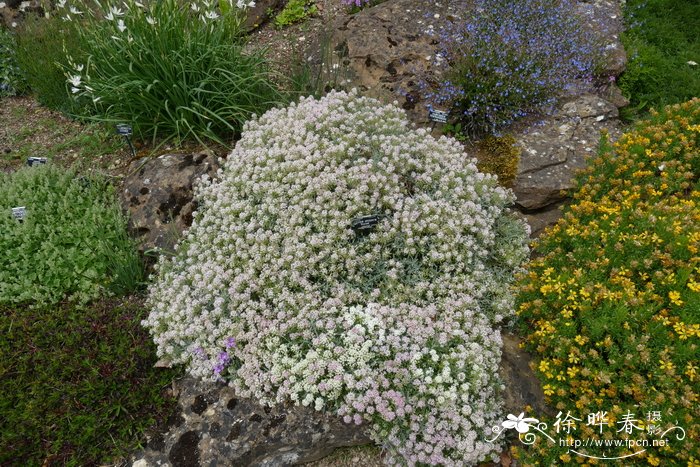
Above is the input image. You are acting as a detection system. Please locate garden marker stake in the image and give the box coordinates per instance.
[116,124,136,159]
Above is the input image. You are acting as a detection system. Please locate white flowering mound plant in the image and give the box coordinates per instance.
[144,90,530,465]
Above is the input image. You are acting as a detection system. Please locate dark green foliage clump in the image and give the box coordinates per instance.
[0,298,180,466]
[619,0,700,118]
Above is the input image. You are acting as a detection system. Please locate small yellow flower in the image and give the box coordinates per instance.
[686,363,698,382]
[659,359,675,371]
[688,279,700,292]
[668,290,684,306]
[543,384,555,396]
[575,335,587,346]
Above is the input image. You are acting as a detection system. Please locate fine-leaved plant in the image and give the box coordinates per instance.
[427,0,602,135]
[57,0,282,146]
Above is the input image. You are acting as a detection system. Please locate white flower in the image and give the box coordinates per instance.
[75,64,84,72]
[117,19,127,32]
[502,413,539,433]
[190,3,200,12]
[146,15,156,25]
[688,61,698,66]
[204,10,219,19]
[56,0,65,7]
[11,21,17,27]
[105,11,115,20]
[68,75,81,87]
[109,6,124,16]
[69,5,82,14]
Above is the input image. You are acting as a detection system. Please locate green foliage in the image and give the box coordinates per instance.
[619,0,700,119]
[0,165,143,306]
[0,27,28,97]
[475,135,520,188]
[63,0,283,147]
[0,298,180,466]
[515,99,700,465]
[274,0,317,28]
[14,14,81,112]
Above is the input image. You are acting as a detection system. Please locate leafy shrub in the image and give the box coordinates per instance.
[515,99,700,465]
[0,297,180,466]
[619,0,700,119]
[144,90,530,465]
[0,27,28,97]
[475,135,520,188]
[274,0,317,28]
[59,0,282,146]
[428,0,601,135]
[14,14,81,111]
[0,165,142,305]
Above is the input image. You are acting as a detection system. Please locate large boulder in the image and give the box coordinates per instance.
[512,94,623,212]
[332,0,460,124]
[119,151,221,258]
[131,377,372,467]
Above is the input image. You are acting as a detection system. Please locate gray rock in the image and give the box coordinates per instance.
[244,0,285,32]
[499,333,553,418]
[131,377,372,467]
[332,0,461,124]
[577,0,628,77]
[119,151,221,259]
[512,94,623,211]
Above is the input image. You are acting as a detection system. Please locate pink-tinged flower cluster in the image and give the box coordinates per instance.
[143,90,529,465]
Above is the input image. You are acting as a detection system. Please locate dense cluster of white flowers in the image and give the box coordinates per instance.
[144,90,529,465]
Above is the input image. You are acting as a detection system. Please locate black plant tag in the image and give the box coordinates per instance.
[428,109,449,123]
[351,214,380,234]
[11,206,26,222]
[27,157,47,167]
[116,124,133,136]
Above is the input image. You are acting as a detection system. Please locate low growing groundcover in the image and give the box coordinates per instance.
[0,297,180,466]
[515,99,700,465]
[0,164,180,465]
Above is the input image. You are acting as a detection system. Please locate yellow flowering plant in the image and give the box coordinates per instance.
[515,99,700,465]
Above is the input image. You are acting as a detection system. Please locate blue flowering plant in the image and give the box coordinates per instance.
[428,0,602,135]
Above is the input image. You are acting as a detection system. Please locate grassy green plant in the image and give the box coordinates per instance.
[619,0,700,120]
[274,0,317,28]
[515,99,700,465]
[0,297,180,466]
[60,0,283,147]
[0,165,143,305]
[0,27,28,97]
[14,14,81,111]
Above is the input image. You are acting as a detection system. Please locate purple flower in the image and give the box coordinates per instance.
[225,336,236,349]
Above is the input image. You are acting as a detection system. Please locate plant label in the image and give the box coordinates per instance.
[429,109,449,124]
[11,206,26,221]
[351,214,380,233]
[27,157,47,167]
[116,124,133,136]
